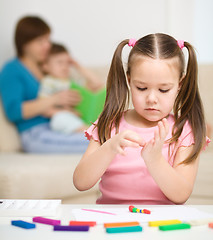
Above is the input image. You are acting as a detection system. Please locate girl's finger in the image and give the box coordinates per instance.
[123,130,145,146]
[142,139,154,152]
[120,139,140,148]
[162,118,169,135]
[117,146,126,156]
[158,121,166,139]
[154,128,160,142]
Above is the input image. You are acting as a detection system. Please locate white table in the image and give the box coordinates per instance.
[0,204,213,240]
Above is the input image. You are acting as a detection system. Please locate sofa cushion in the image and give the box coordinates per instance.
[0,99,22,152]
[0,153,99,200]
[186,151,213,204]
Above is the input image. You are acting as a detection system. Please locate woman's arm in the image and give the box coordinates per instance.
[22,97,55,119]
[141,119,199,204]
[22,90,81,119]
[73,130,144,191]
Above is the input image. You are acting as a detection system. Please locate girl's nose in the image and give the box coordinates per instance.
[146,90,157,104]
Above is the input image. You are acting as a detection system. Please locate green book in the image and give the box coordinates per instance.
[70,81,106,125]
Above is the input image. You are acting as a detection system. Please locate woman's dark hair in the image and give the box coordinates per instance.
[97,33,206,165]
[15,16,51,57]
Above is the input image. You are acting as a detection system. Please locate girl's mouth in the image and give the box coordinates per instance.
[145,108,159,111]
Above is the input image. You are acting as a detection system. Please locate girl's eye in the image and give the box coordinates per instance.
[137,87,147,91]
[159,89,169,93]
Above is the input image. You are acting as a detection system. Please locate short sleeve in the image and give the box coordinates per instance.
[178,121,210,150]
[84,120,100,142]
[178,126,195,148]
[203,137,211,150]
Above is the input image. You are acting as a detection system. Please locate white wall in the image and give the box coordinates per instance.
[0,0,212,68]
[194,0,213,63]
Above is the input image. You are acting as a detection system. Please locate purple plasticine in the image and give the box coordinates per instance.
[54,225,89,231]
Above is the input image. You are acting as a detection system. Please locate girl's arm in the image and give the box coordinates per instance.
[142,119,200,204]
[73,130,144,191]
[146,146,199,204]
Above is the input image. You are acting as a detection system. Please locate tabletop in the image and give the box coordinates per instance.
[0,204,213,240]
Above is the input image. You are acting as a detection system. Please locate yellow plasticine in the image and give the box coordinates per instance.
[148,219,182,227]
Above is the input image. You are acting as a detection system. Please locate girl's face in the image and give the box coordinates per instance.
[128,57,180,126]
[23,33,51,63]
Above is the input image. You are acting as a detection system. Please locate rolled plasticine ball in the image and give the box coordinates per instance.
[132,208,137,213]
[129,205,135,212]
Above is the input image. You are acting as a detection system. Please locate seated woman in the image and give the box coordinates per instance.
[0,16,102,153]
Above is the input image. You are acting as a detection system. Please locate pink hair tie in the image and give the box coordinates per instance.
[128,38,137,47]
[177,40,184,50]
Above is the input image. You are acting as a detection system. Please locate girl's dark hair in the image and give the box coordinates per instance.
[97,33,206,165]
[15,16,51,57]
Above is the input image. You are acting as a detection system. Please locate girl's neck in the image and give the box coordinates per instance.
[125,109,160,128]
[20,56,43,80]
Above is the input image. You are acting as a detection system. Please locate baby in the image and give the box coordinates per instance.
[39,43,91,134]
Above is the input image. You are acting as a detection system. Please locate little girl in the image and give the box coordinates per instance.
[73,33,209,205]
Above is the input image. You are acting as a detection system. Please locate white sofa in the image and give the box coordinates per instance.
[0,67,109,204]
[0,65,213,204]
[0,97,100,203]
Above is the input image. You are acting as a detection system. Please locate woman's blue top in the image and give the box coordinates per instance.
[0,58,49,133]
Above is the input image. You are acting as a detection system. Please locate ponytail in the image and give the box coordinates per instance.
[97,40,129,144]
[172,42,206,164]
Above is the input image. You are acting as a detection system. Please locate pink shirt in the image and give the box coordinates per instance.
[85,113,207,205]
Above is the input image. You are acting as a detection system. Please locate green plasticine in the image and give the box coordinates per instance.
[159,223,191,231]
[106,225,142,233]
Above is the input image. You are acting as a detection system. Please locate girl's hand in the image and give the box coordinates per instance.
[51,89,81,107]
[141,118,169,163]
[108,130,145,156]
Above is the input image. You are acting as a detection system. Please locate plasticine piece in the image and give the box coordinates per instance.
[159,223,191,231]
[32,216,60,225]
[104,221,139,228]
[106,225,142,233]
[129,205,135,212]
[149,219,182,227]
[11,220,36,229]
[54,225,89,231]
[69,221,96,227]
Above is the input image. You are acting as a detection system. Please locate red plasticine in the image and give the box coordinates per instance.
[143,209,151,214]
[209,222,213,228]
[69,221,96,227]
[129,206,134,212]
